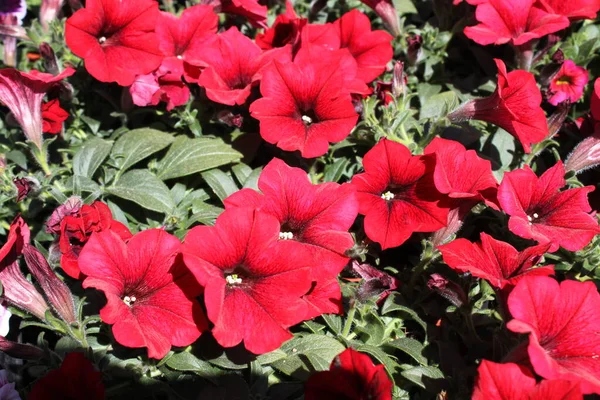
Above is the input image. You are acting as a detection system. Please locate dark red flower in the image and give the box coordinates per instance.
[195,27,292,106]
[65,0,163,86]
[255,1,305,50]
[463,0,569,46]
[439,232,553,289]
[0,67,74,149]
[41,98,68,134]
[350,139,449,250]
[304,348,393,400]
[13,177,35,202]
[498,161,600,252]
[80,229,207,359]
[29,353,105,400]
[427,273,468,308]
[57,200,132,279]
[182,207,313,354]
[548,60,588,106]
[351,261,399,303]
[224,158,358,316]
[543,0,600,20]
[507,276,600,394]
[448,59,548,153]
[424,137,498,207]
[45,196,82,235]
[473,360,582,400]
[250,52,358,158]
[0,215,29,270]
[155,4,218,83]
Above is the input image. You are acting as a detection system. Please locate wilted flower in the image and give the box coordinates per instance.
[351,261,399,303]
[45,196,82,234]
[427,274,467,308]
[407,34,423,65]
[13,177,38,202]
[23,244,76,324]
[0,261,50,321]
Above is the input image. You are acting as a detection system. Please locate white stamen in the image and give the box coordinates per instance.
[279,231,294,240]
[177,55,183,60]
[301,115,313,125]
[527,215,533,222]
[381,191,395,201]
[226,274,243,285]
[123,295,136,306]
[99,36,107,44]
[533,213,539,218]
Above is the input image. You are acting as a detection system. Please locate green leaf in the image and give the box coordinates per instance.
[386,337,428,365]
[393,0,417,14]
[66,175,101,193]
[73,137,113,178]
[400,365,445,390]
[186,202,223,227]
[166,352,222,381]
[107,169,175,214]
[111,128,174,172]
[157,137,242,180]
[420,91,459,120]
[381,294,428,333]
[482,128,517,180]
[201,170,238,202]
[271,335,345,378]
[355,344,401,376]
[323,158,350,182]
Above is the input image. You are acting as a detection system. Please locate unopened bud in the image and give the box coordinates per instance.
[0,262,49,321]
[551,49,565,65]
[427,273,467,308]
[431,206,467,248]
[23,244,76,324]
[40,0,65,31]
[351,260,399,303]
[565,132,600,174]
[392,61,407,98]
[361,0,400,36]
[407,34,423,66]
[0,336,44,360]
[546,100,570,139]
[216,110,243,128]
[39,43,59,75]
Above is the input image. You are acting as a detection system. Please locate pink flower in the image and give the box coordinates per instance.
[498,161,600,252]
[507,276,600,394]
[79,229,207,359]
[0,67,74,149]
[548,60,589,105]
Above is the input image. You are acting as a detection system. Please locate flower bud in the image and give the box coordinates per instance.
[565,132,600,174]
[23,244,76,324]
[39,43,59,75]
[0,262,49,321]
[13,177,39,202]
[351,260,399,303]
[431,206,466,248]
[546,100,570,139]
[0,336,44,360]
[427,273,467,308]
[392,61,407,98]
[40,0,65,31]
[551,49,565,65]
[407,34,423,66]
[361,0,400,36]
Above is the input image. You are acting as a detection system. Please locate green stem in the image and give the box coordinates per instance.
[32,146,52,176]
[341,303,357,338]
[462,308,483,343]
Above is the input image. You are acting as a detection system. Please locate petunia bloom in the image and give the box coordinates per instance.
[250,53,358,158]
[56,200,131,279]
[255,1,305,50]
[29,353,105,400]
[0,369,20,400]
[0,67,74,149]
[463,0,569,46]
[547,60,589,106]
[304,348,393,400]
[182,207,313,354]
[79,229,207,359]
[65,0,163,86]
[129,58,191,111]
[507,276,600,394]
[224,158,358,316]
[498,161,600,252]
[438,232,553,289]
[195,27,292,106]
[472,360,582,400]
[448,59,548,153]
[350,139,449,250]
[543,0,600,20]
[1,216,29,270]
[155,4,218,83]
[41,99,68,134]
[205,0,267,28]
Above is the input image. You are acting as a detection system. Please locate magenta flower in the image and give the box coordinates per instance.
[548,60,589,106]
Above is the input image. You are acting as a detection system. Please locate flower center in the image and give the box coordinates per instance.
[302,115,313,125]
[527,213,540,224]
[98,36,107,44]
[225,274,243,285]
[555,76,571,86]
[123,295,136,306]
[279,231,294,240]
[177,55,183,60]
[381,191,395,201]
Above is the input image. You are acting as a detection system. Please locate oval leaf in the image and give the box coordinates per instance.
[112,128,174,172]
[107,169,175,214]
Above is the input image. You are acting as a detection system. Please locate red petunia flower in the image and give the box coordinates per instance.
[304,348,393,400]
[29,353,105,400]
[543,0,600,20]
[507,276,600,394]
[350,139,449,250]
[65,0,163,86]
[130,58,191,111]
[463,0,569,46]
[255,1,305,50]
[224,158,358,316]
[155,4,218,83]
[195,27,292,106]
[182,207,313,354]
[472,360,582,400]
[424,137,498,207]
[206,0,267,28]
[548,60,589,106]
[0,67,74,149]
[80,229,207,359]
[57,200,132,279]
[498,161,600,252]
[249,52,358,158]
[592,79,600,122]
[303,9,393,84]
[448,59,548,153]
[41,99,68,134]
[0,215,29,270]
[438,232,553,289]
